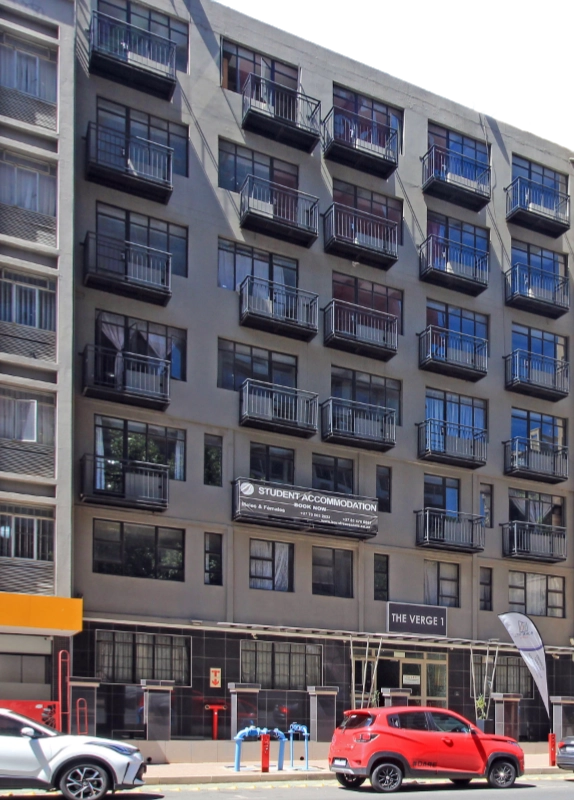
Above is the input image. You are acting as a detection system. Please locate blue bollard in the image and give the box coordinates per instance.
[233,724,261,772]
[288,723,310,770]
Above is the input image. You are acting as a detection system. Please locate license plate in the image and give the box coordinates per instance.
[333,759,347,766]
[563,747,574,753]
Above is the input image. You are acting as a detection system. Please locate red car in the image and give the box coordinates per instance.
[329,706,524,793]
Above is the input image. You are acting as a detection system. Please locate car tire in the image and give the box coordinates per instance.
[59,762,110,800]
[335,773,366,789]
[450,778,472,787]
[370,762,403,793]
[487,759,517,789]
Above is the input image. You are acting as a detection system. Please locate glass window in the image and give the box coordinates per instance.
[510,408,566,447]
[511,324,567,362]
[428,124,489,167]
[473,655,533,698]
[312,454,353,495]
[396,711,429,730]
[250,442,294,485]
[333,180,403,244]
[332,366,401,424]
[426,300,487,341]
[204,532,222,586]
[217,239,297,291]
[424,560,459,607]
[221,40,297,93]
[511,239,566,277]
[0,151,56,217]
[374,553,388,601]
[312,547,353,598]
[332,272,403,333]
[0,36,57,103]
[93,519,184,581]
[480,567,492,611]
[249,539,293,591]
[427,212,489,255]
[480,484,493,528]
[218,140,298,193]
[508,570,564,618]
[217,338,297,390]
[376,465,391,512]
[512,156,567,195]
[0,503,54,561]
[425,388,486,432]
[424,475,459,514]
[204,434,222,487]
[95,629,190,684]
[0,269,56,331]
[333,85,403,146]
[0,387,54,445]
[240,640,321,690]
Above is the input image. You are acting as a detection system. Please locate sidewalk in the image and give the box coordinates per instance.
[144,753,563,785]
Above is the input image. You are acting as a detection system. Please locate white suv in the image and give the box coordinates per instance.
[0,707,146,800]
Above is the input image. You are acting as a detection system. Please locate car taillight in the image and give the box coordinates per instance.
[558,741,565,749]
[353,733,378,743]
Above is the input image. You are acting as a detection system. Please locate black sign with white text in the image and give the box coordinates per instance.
[387,602,447,636]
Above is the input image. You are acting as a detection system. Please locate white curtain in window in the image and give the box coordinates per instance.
[172,640,188,685]
[0,163,14,206]
[16,168,38,212]
[15,399,37,442]
[36,401,54,445]
[274,542,290,591]
[38,58,56,103]
[526,573,546,615]
[174,438,184,480]
[0,45,14,89]
[16,52,38,96]
[15,285,36,327]
[0,397,14,440]
[95,633,114,682]
[38,173,56,216]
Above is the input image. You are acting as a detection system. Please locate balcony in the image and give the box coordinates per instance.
[422,145,491,210]
[503,437,568,484]
[239,379,318,438]
[323,300,398,361]
[502,521,566,563]
[0,202,56,248]
[321,397,396,451]
[88,11,177,99]
[417,419,487,468]
[82,345,170,410]
[322,107,398,178]
[239,176,319,247]
[419,235,488,296]
[504,264,569,319]
[415,509,485,553]
[241,74,321,153]
[323,204,398,269]
[0,439,54,479]
[506,177,570,238]
[504,351,569,402]
[233,477,378,539]
[80,454,169,511]
[418,326,487,382]
[0,321,55,362]
[83,233,171,305]
[239,277,318,341]
[0,85,56,131]
[86,123,173,204]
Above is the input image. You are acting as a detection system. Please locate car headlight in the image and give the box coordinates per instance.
[88,742,139,756]
[506,740,522,749]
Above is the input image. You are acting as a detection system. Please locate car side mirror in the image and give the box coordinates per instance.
[20,726,38,738]
[470,727,478,735]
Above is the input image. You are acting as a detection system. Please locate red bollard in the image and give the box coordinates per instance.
[205,704,226,741]
[261,733,270,773]
[549,733,556,766]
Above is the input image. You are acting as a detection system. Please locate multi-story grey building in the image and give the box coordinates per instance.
[69,0,574,747]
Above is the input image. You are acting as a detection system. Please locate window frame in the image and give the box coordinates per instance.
[250,442,294,485]
[424,560,460,608]
[95,628,191,685]
[249,538,294,592]
[218,139,298,193]
[217,238,298,292]
[479,566,492,611]
[312,453,354,495]
[204,532,223,586]
[374,553,389,601]
[217,338,297,391]
[332,271,403,334]
[376,465,391,513]
[312,546,353,598]
[240,639,322,690]
[204,433,223,487]
[508,569,565,618]
[0,504,54,562]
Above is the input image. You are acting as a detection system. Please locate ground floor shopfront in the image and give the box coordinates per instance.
[68,618,574,743]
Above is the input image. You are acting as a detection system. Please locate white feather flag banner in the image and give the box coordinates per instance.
[498,612,549,717]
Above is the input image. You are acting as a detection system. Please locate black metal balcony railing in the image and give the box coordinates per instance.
[502,521,567,563]
[323,299,398,361]
[504,264,569,318]
[419,234,489,295]
[418,419,487,468]
[321,397,396,451]
[84,232,171,305]
[86,123,173,203]
[422,145,491,210]
[504,350,569,401]
[240,379,318,437]
[81,454,169,511]
[82,344,170,410]
[506,176,570,238]
[323,204,398,269]
[239,276,318,341]
[0,321,56,362]
[0,439,55,479]
[419,326,487,381]
[241,74,321,152]
[239,175,319,247]
[416,508,485,553]
[322,107,399,178]
[504,437,568,483]
[88,11,177,99]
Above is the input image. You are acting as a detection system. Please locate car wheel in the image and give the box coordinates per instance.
[370,762,403,793]
[487,759,517,789]
[450,778,472,787]
[335,773,366,789]
[59,763,110,800]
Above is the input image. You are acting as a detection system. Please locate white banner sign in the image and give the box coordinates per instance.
[498,612,549,717]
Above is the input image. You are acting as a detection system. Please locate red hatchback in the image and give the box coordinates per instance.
[329,706,524,793]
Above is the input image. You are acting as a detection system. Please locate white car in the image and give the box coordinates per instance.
[0,707,146,800]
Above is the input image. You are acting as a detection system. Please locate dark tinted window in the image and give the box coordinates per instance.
[339,713,374,730]
[396,712,429,730]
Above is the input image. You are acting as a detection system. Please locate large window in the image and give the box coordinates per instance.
[312,546,353,598]
[425,388,486,431]
[94,415,185,480]
[424,474,459,514]
[0,504,53,561]
[509,489,564,528]
[95,629,190,684]
[374,553,389,601]
[424,560,459,607]
[427,211,488,254]
[97,99,188,177]
[241,640,322,690]
[204,434,222,487]
[333,180,403,243]
[0,151,56,217]
[97,204,188,278]
[509,570,564,618]
[511,408,566,447]
[204,533,222,586]
[428,124,489,168]
[218,140,298,193]
[312,454,353,495]
[426,301,487,341]
[512,156,567,196]
[249,539,293,592]
[0,269,56,331]
[97,0,189,71]
[96,311,186,381]
[93,519,184,581]
[332,366,401,423]
[333,272,403,333]
[217,339,296,390]
[0,387,54,445]
[511,239,566,277]
[0,35,57,102]
[472,655,532,697]
[218,239,297,292]
[250,443,294,485]
[221,40,297,93]
[333,85,402,143]
[512,324,566,361]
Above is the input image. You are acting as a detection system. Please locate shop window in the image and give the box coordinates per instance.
[240,639,322,689]
[95,629,190,684]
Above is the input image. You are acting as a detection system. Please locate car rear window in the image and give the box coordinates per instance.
[339,713,375,730]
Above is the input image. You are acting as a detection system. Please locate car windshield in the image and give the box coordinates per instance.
[339,713,374,730]
[1,711,61,737]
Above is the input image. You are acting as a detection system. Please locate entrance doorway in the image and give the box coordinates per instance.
[352,649,448,708]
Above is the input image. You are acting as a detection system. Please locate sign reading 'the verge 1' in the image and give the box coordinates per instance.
[387,602,447,637]
[233,479,378,538]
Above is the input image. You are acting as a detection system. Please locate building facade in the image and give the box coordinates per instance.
[69,0,574,743]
